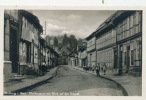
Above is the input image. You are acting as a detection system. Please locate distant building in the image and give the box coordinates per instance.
[86,32,96,67]
[58,46,70,65]
[68,49,77,66]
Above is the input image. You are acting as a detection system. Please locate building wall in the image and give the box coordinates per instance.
[87,37,96,52]
[81,49,87,59]
[68,57,75,66]
[4,19,12,82]
[96,29,116,50]
[117,11,142,74]
[81,49,87,67]
[95,11,142,75]
[4,10,19,82]
[96,28,116,70]
[33,27,39,70]
[4,10,18,20]
[87,51,96,66]
[96,48,114,70]
[19,15,41,74]
[87,36,96,66]
[78,51,82,67]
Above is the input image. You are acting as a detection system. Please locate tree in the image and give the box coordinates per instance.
[68,35,77,51]
[54,37,58,47]
[62,34,68,46]
[77,38,83,46]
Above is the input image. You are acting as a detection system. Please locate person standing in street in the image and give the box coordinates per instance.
[103,63,107,75]
[92,65,95,73]
[96,63,100,76]
[42,61,46,75]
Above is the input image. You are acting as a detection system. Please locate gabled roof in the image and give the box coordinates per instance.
[85,31,96,40]
[94,10,135,37]
[68,49,77,57]
[20,10,43,33]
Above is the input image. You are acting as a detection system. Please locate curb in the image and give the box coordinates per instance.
[72,67,128,96]
[4,66,60,95]
[100,76,128,96]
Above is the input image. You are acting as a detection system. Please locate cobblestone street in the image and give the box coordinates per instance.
[28,65,124,96]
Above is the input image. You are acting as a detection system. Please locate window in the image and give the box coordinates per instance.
[138,22,141,33]
[22,17,25,27]
[27,43,31,63]
[138,12,142,23]
[136,12,139,25]
[124,52,126,65]
[130,15,134,28]
[131,27,133,36]
[25,19,27,29]
[123,45,126,65]
[133,12,136,26]
[129,16,131,28]
[136,24,139,33]
[22,43,27,63]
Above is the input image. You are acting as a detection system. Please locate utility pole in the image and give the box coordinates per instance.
[43,21,47,41]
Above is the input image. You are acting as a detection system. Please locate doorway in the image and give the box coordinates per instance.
[126,46,130,73]
[10,28,18,73]
[90,54,92,66]
[114,50,117,69]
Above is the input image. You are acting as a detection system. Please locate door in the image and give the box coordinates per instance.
[114,50,117,69]
[10,28,18,73]
[119,46,123,75]
[90,54,92,65]
[126,46,130,73]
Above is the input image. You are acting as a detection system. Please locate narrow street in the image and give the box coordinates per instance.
[27,65,124,96]
[3,10,142,97]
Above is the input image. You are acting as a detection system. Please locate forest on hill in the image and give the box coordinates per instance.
[46,34,83,53]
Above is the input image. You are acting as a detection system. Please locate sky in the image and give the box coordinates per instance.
[32,10,116,39]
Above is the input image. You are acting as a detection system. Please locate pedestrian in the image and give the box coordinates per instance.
[96,63,100,76]
[92,65,95,73]
[103,63,107,75]
[83,65,86,71]
[90,65,92,71]
[87,64,91,71]
[42,61,46,75]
